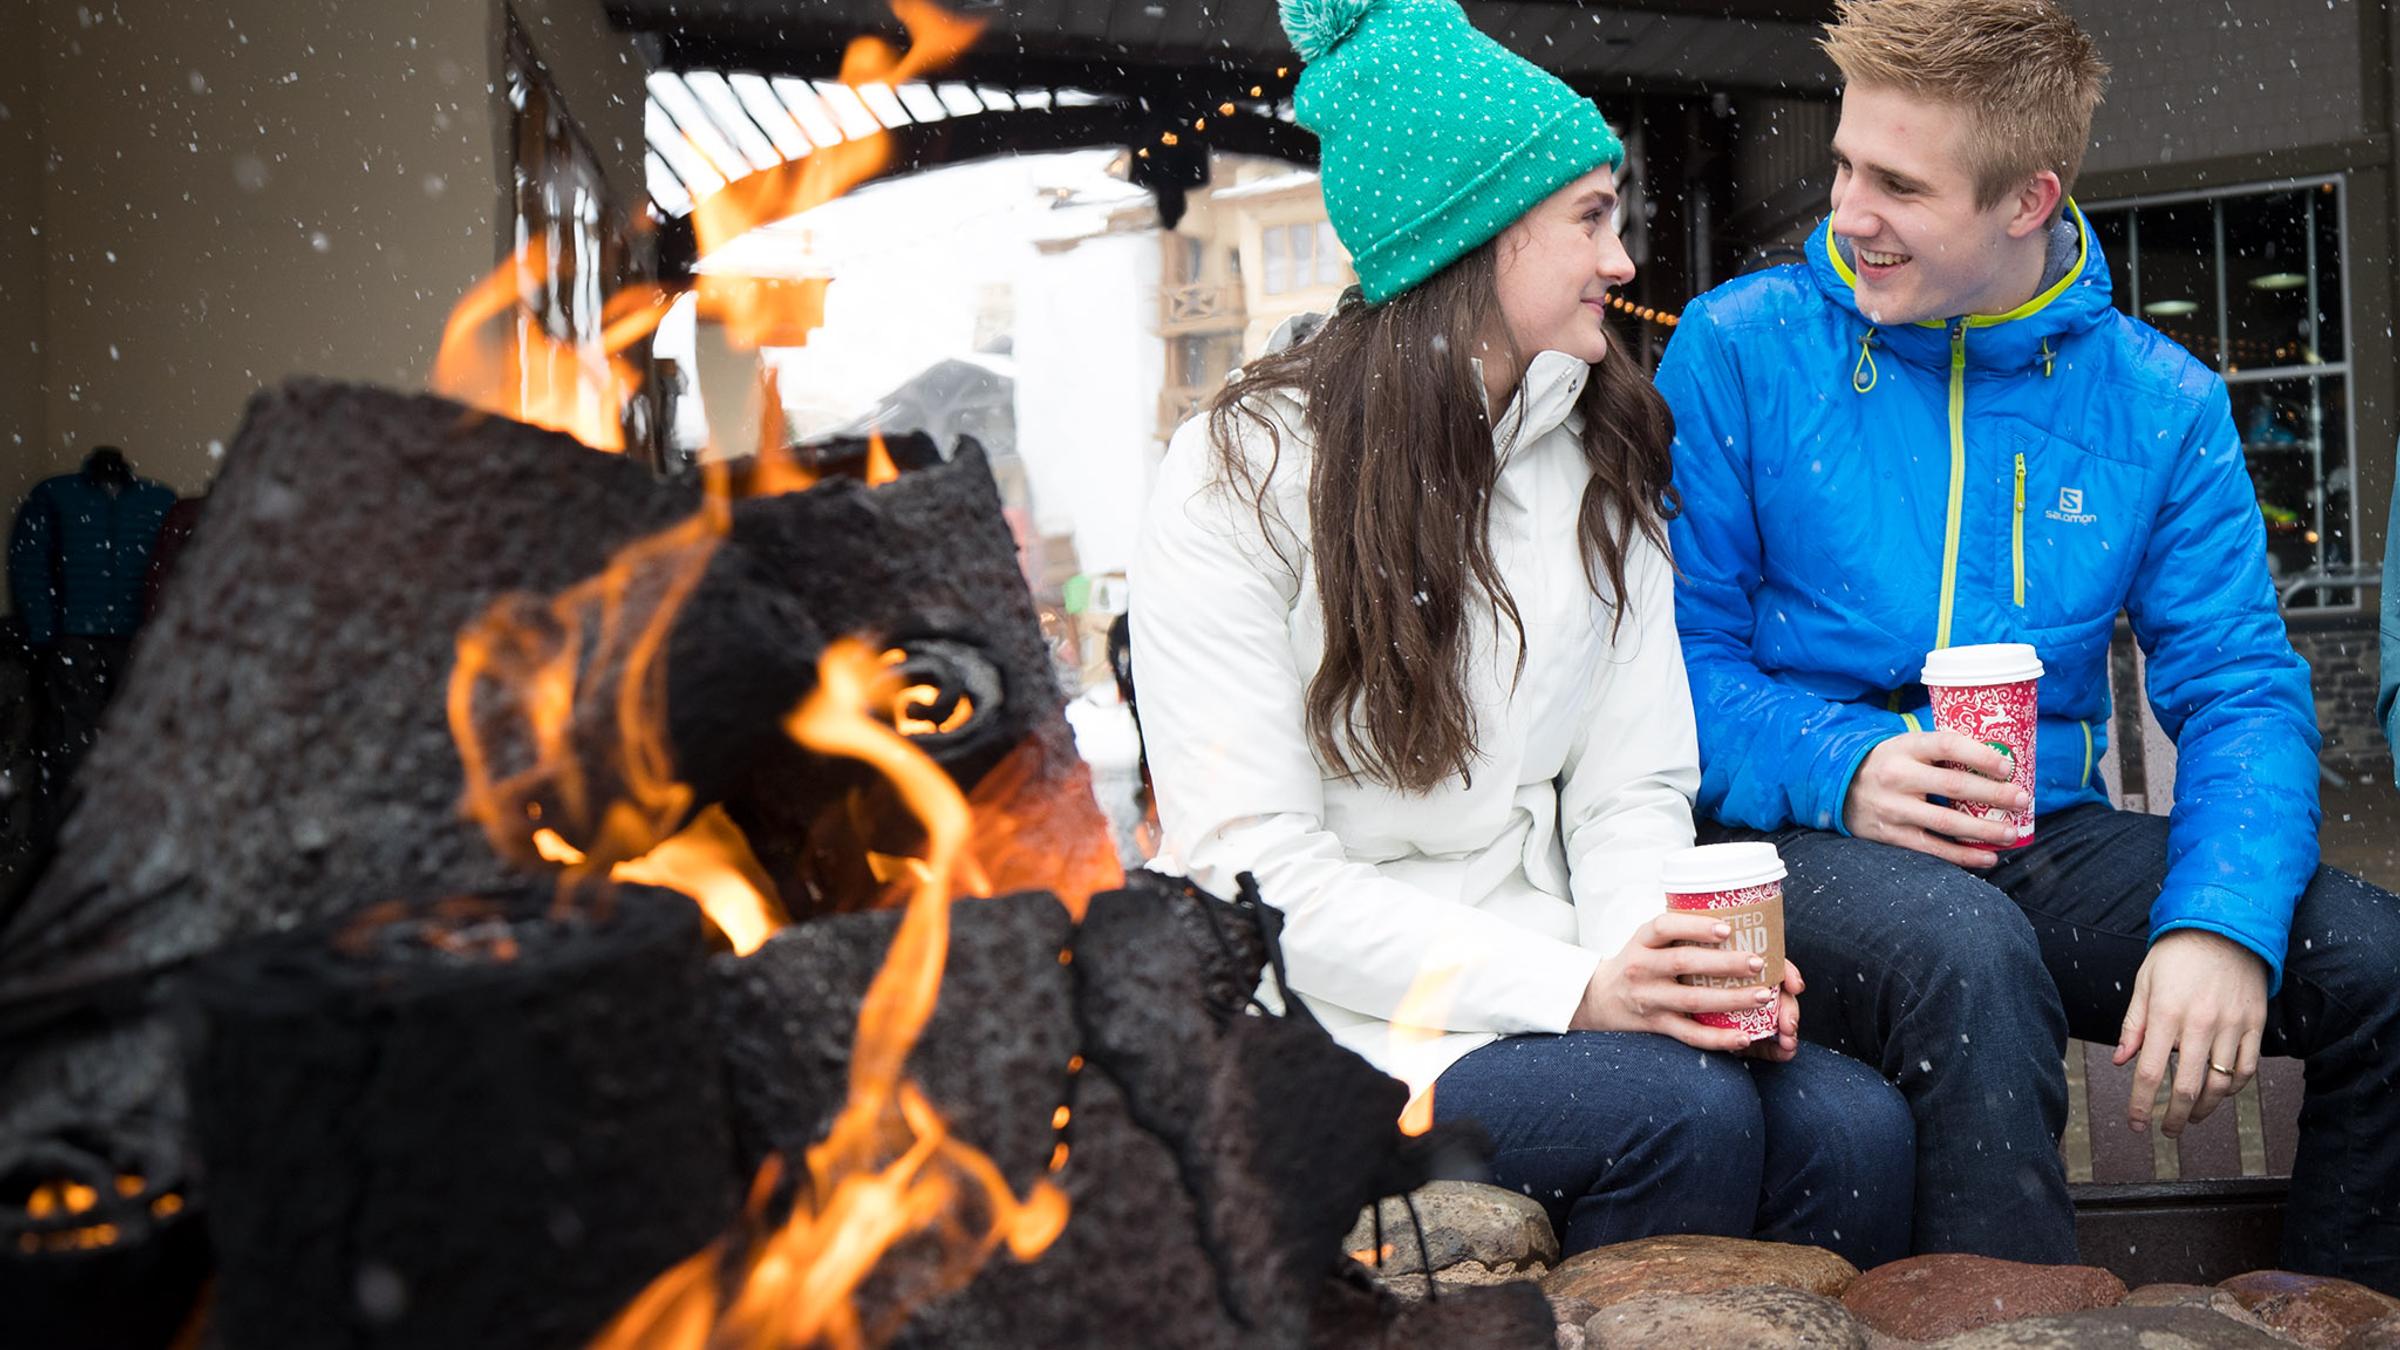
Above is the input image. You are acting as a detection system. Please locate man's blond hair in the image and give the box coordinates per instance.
[1821,0,2109,211]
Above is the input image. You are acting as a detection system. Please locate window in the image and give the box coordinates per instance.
[1261,223,1294,294]
[2086,180,2353,608]
[1314,221,1348,286]
[1172,334,1237,392]
[1263,222,1346,295]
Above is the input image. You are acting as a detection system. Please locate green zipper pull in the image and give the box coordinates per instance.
[2012,453,2027,607]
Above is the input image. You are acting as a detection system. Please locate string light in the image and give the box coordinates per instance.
[1606,293,1681,328]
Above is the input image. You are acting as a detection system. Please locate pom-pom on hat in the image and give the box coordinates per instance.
[1279,0,1624,304]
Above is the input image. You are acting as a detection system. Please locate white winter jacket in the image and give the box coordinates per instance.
[1130,329,1702,1106]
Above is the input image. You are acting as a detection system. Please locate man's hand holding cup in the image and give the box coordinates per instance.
[1846,643,2045,869]
[1845,732,2029,868]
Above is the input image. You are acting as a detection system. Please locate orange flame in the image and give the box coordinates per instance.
[431,247,676,452]
[690,1,988,276]
[450,508,722,872]
[608,806,784,957]
[532,806,783,958]
[1389,958,1464,1137]
[16,1175,177,1254]
[746,366,822,497]
[863,430,899,488]
[591,641,1069,1350]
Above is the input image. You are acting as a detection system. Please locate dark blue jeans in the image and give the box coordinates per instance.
[1705,803,2400,1291]
[1431,1033,1914,1269]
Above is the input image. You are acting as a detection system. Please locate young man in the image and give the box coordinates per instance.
[1659,0,2400,1288]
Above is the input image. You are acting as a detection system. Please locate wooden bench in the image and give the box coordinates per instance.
[2065,634,2302,1284]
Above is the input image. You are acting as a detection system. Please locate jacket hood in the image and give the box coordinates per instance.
[1259,306,1590,459]
[1804,204,2116,374]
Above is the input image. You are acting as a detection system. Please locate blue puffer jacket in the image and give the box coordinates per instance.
[1659,207,2321,990]
[8,471,177,645]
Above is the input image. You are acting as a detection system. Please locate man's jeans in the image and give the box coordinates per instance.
[1433,1034,1915,1270]
[1705,803,2400,1291]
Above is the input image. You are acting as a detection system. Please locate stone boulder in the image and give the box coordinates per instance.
[1542,1235,1858,1311]
[1924,1304,2295,1348]
[1345,1181,1557,1273]
[1840,1254,2125,1342]
[1582,1284,1869,1349]
[2122,1284,2274,1334]
[2339,1313,2400,1349]
[1344,1181,1557,1298]
[2219,1271,2400,1349]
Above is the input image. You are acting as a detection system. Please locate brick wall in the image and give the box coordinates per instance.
[2288,614,2393,779]
[2066,0,2367,179]
[2108,613,2390,787]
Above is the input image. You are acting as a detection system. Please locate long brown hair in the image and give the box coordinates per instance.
[1205,240,1676,794]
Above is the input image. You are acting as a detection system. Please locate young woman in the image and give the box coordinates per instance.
[1129,0,1913,1263]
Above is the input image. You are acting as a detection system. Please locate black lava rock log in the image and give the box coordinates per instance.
[2,382,703,1000]
[721,434,1120,917]
[179,883,739,1350]
[716,879,1555,1349]
[0,380,807,1207]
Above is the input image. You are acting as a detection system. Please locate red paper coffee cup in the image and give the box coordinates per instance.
[1661,842,1787,1042]
[1922,643,2044,848]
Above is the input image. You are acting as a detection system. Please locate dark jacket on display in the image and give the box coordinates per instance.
[8,464,177,646]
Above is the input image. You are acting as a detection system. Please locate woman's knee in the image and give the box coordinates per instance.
[1805,1051,1914,1183]
[1654,1044,1770,1157]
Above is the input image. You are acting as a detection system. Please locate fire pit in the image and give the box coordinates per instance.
[0,375,1554,1347]
[0,4,1551,1342]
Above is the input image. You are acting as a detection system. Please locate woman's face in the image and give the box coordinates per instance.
[1492,164,1636,366]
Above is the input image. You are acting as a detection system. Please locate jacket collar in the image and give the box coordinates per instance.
[1261,310,1589,459]
[1804,203,2115,374]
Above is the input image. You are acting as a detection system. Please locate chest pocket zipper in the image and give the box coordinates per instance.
[2012,452,2027,607]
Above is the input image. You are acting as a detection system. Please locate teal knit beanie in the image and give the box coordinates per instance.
[1281,0,1625,304]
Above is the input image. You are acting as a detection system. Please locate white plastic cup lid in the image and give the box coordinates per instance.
[1661,842,1787,893]
[1921,642,2045,688]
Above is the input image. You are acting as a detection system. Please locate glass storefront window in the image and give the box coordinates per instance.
[2084,180,2355,609]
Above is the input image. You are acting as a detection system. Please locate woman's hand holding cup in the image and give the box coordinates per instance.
[1570,913,1774,1052]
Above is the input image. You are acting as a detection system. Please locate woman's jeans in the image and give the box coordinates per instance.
[1705,802,2400,1292]
[1431,1033,1914,1270]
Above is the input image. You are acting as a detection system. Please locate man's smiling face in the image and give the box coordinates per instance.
[1829,84,2046,326]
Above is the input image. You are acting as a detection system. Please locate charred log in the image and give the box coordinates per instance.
[180,883,737,1350]
[0,382,702,1004]
[716,881,1553,1349]
[717,434,1118,916]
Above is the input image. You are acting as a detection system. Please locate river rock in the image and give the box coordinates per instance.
[1582,1284,1868,1349]
[1926,1303,2294,1348]
[1841,1254,2125,1341]
[2219,1271,2400,1349]
[2339,1312,2400,1349]
[1344,1181,1557,1280]
[2123,1284,2274,1333]
[1542,1235,1858,1310]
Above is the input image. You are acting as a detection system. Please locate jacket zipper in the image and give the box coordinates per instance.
[2012,452,2027,607]
[1935,321,1967,649]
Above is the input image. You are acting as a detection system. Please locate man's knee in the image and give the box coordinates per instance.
[2289,865,2400,1026]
